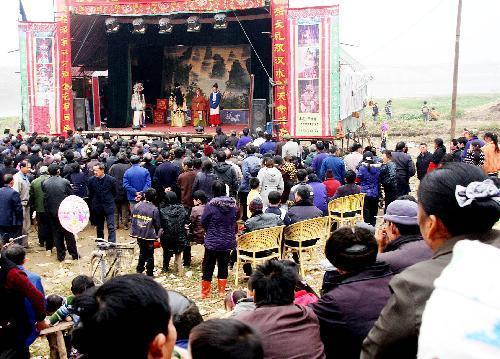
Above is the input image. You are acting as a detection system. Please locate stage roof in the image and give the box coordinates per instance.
[70,9,271,71]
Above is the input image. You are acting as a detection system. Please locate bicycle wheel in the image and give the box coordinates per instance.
[90,252,106,285]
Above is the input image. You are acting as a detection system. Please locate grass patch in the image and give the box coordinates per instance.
[0,116,20,132]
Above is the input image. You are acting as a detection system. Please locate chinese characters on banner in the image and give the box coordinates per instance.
[69,0,265,15]
[18,22,58,134]
[56,0,74,133]
[288,6,340,137]
[271,0,289,134]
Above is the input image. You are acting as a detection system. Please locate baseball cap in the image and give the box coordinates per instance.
[380,200,419,226]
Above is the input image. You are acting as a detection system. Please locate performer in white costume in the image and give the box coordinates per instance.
[131,83,146,130]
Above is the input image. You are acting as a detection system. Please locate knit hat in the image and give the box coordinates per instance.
[381,200,418,226]
[249,197,263,213]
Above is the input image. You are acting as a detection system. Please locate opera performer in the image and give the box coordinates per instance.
[171,83,186,127]
[209,83,222,127]
[131,83,146,129]
[191,88,209,127]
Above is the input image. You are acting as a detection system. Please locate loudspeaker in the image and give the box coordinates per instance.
[251,99,267,133]
[73,98,86,130]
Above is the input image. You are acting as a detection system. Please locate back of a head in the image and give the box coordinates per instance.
[212,180,227,197]
[201,160,213,173]
[71,275,95,295]
[395,142,406,151]
[246,145,256,155]
[316,141,324,151]
[216,151,226,163]
[296,169,308,182]
[418,162,500,236]
[434,138,444,147]
[48,163,59,176]
[168,290,203,341]
[163,191,179,205]
[345,170,356,184]
[130,155,141,165]
[2,243,26,265]
[296,185,311,202]
[268,190,281,205]
[243,128,249,136]
[329,145,338,155]
[193,190,208,204]
[249,260,298,306]
[249,177,260,190]
[325,227,378,272]
[72,274,172,359]
[189,319,263,359]
[144,188,157,203]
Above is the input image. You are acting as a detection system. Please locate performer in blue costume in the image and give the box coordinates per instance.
[209,83,221,127]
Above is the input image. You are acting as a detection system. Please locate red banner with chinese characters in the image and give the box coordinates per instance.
[69,0,265,15]
[271,0,289,135]
[56,0,74,133]
[18,22,58,134]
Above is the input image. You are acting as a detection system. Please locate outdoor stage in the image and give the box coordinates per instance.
[84,123,247,140]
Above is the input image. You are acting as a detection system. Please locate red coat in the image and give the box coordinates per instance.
[323,178,341,198]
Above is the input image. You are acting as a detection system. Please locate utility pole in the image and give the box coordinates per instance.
[450,0,462,139]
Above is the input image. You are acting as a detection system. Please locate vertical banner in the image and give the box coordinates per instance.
[271,0,290,134]
[56,0,74,133]
[18,22,58,134]
[288,6,340,137]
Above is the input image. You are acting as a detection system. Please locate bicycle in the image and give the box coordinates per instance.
[90,238,136,285]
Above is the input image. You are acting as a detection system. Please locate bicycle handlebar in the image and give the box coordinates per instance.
[95,238,136,250]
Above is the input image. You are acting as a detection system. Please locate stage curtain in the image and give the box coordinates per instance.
[108,38,131,127]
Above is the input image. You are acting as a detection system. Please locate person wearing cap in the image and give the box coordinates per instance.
[376,200,432,274]
[123,155,152,207]
[244,197,283,233]
[461,128,485,161]
[311,226,393,359]
[282,134,300,159]
[29,166,52,251]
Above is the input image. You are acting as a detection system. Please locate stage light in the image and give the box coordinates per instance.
[158,17,173,34]
[132,18,147,34]
[213,13,227,30]
[186,16,201,32]
[105,18,120,33]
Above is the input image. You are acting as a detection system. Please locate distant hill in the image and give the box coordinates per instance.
[0,66,21,117]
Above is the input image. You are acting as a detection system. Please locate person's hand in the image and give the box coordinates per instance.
[36,320,50,331]
[377,225,389,253]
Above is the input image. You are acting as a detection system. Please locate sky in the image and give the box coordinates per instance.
[0,0,499,112]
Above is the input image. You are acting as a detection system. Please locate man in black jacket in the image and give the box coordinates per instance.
[0,174,23,243]
[42,164,79,261]
[416,143,433,180]
[88,163,117,242]
[213,151,238,196]
[391,142,416,196]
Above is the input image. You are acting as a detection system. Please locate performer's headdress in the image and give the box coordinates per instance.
[133,83,144,92]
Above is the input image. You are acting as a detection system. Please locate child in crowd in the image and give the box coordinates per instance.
[130,188,161,277]
[265,190,291,225]
[247,177,261,216]
[224,290,256,318]
[189,190,208,245]
[48,275,95,326]
[46,294,65,316]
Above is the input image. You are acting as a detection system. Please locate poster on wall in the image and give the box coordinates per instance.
[288,6,340,137]
[163,45,251,110]
[19,22,58,134]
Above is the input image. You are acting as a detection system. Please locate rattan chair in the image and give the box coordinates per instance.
[328,193,366,230]
[234,225,285,286]
[283,217,329,277]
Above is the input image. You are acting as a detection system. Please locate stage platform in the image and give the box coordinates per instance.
[83,124,247,141]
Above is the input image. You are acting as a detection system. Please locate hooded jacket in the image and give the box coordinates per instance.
[159,204,189,253]
[257,166,284,206]
[357,163,381,198]
[213,162,238,195]
[201,196,238,251]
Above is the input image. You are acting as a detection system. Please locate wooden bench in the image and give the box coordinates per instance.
[40,321,73,359]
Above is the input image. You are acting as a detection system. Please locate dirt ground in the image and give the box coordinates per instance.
[26,101,500,357]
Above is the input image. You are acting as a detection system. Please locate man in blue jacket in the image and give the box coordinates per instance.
[123,155,151,207]
[319,145,346,183]
[0,174,23,243]
[88,163,117,242]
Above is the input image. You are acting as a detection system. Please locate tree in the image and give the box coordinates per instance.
[226,59,250,90]
[210,54,226,79]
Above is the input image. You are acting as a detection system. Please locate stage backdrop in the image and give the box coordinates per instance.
[163,45,251,111]
[18,22,59,134]
[287,6,340,137]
